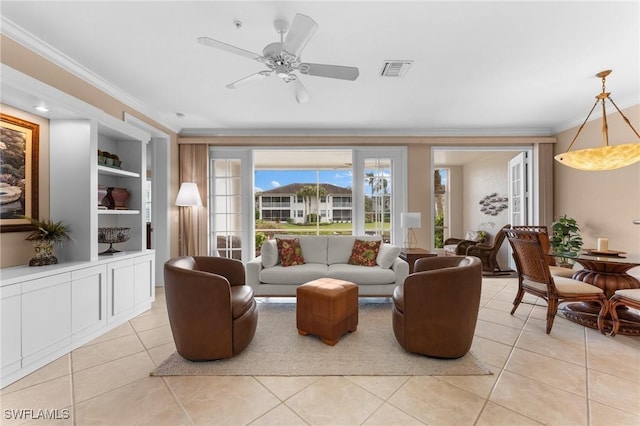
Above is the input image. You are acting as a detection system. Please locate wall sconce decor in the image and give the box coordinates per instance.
[479,193,508,216]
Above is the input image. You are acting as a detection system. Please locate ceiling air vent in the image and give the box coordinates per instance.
[380,61,413,77]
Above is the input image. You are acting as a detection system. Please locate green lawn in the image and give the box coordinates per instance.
[255,221,390,234]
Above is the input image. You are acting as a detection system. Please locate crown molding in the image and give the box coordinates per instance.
[178,127,555,138]
[1,16,180,133]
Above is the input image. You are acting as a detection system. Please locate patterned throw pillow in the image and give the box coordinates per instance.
[276,238,305,267]
[348,239,382,267]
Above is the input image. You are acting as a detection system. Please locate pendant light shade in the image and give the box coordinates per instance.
[554,70,640,171]
[555,144,640,171]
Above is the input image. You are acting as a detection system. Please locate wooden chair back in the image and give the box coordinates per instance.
[510,225,557,266]
[505,229,556,295]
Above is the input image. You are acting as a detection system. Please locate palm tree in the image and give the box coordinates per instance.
[296,185,327,223]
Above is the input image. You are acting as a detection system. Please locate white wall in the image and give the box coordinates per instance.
[463,152,514,268]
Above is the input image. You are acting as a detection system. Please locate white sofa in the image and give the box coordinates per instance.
[246,235,409,296]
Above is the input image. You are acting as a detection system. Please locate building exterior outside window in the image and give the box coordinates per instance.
[256,183,352,224]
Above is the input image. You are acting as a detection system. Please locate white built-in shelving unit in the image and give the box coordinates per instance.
[0,65,156,388]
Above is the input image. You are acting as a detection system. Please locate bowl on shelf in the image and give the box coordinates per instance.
[98,227,130,255]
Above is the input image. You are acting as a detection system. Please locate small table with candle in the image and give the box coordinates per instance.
[560,252,640,335]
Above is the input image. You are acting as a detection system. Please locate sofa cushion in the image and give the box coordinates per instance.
[275,235,328,264]
[465,230,479,241]
[328,235,381,265]
[276,238,305,267]
[328,264,397,285]
[261,240,279,268]
[259,263,328,285]
[377,243,401,269]
[297,235,328,264]
[348,239,382,266]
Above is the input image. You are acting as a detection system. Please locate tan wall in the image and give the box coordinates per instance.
[554,104,640,275]
[0,36,179,267]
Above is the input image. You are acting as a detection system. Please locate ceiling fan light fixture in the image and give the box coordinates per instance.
[554,70,640,171]
[198,13,358,102]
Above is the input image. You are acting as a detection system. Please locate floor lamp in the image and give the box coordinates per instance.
[176,182,202,256]
[401,212,421,249]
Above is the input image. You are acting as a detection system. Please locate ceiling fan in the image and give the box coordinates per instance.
[198,13,359,103]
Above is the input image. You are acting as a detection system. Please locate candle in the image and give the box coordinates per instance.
[597,238,608,252]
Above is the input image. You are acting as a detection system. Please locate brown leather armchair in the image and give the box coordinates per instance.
[164,256,258,361]
[392,256,482,359]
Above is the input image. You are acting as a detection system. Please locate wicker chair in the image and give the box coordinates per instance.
[466,224,510,274]
[443,230,482,256]
[604,289,640,336]
[505,229,607,334]
[511,225,576,278]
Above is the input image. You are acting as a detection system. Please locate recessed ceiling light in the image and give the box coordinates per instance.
[34,105,49,112]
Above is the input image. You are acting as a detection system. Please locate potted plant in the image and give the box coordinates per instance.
[550,214,583,266]
[21,216,71,266]
[476,222,495,244]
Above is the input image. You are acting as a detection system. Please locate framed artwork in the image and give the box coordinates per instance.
[0,113,39,232]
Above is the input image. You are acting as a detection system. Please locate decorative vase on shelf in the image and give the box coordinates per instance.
[111,187,130,210]
[98,185,108,209]
[101,187,114,209]
[29,240,58,266]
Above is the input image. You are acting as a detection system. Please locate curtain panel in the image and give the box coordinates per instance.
[178,144,209,256]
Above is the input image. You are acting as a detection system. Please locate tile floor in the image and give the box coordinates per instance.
[1,278,639,426]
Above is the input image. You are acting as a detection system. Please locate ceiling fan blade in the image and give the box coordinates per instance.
[282,14,318,58]
[198,37,262,60]
[226,71,271,89]
[299,63,359,81]
[292,78,310,103]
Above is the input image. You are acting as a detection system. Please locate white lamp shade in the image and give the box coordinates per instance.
[175,182,202,207]
[401,212,421,228]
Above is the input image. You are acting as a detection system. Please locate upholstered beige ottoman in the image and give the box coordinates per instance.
[296,278,358,346]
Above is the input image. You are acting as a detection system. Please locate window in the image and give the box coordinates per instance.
[434,168,448,248]
[364,158,392,242]
[254,150,354,237]
[211,158,242,259]
[209,148,252,261]
[209,147,406,262]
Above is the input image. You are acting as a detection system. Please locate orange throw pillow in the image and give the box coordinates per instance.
[276,238,305,267]
[348,239,381,267]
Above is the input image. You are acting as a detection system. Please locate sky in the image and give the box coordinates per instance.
[255,168,446,194]
[254,170,353,193]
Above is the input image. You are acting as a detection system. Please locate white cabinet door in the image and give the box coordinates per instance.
[107,258,135,324]
[21,273,72,366]
[133,254,154,310]
[72,264,107,341]
[1,283,22,379]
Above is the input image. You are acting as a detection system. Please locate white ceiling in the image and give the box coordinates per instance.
[1,1,639,137]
